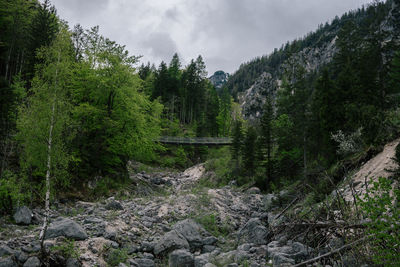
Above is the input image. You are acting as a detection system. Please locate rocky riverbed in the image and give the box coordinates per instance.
[0,162,369,267]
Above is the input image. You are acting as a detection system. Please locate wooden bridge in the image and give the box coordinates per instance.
[158,136,232,146]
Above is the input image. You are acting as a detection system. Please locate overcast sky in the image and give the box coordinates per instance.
[50,0,375,75]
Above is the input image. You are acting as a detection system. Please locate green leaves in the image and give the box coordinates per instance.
[359,177,400,265]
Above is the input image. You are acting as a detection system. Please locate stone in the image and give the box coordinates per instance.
[105,200,124,210]
[140,241,155,253]
[0,257,18,267]
[237,218,270,245]
[14,206,33,225]
[0,245,14,257]
[202,236,218,246]
[45,218,88,240]
[173,219,209,249]
[66,258,80,267]
[118,263,128,267]
[246,187,261,194]
[201,245,216,253]
[267,240,312,265]
[194,253,210,267]
[204,264,217,267]
[129,258,155,267]
[23,257,40,267]
[15,250,28,263]
[153,230,189,255]
[169,249,194,267]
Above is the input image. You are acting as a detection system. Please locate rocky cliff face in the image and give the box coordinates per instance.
[209,70,229,89]
[235,0,399,120]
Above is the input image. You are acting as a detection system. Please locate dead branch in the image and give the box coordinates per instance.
[293,236,368,267]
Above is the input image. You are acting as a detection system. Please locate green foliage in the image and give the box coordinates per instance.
[242,126,257,176]
[205,147,232,186]
[17,27,74,191]
[50,239,80,259]
[0,170,27,214]
[70,26,163,178]
[196,213,230,237]
[104,247,129,267]
[359,177,400,266]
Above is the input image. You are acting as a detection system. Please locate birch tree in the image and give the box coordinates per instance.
[16,27,74,254]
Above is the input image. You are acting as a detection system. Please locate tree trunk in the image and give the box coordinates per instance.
[39,50,60,259]
[39,100,55,254]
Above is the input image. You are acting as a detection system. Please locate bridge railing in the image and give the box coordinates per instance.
[158,136,232,145]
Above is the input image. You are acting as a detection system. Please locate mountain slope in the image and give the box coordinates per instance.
[228,0,400,119]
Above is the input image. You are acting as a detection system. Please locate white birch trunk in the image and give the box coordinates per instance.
[39,50,61,254]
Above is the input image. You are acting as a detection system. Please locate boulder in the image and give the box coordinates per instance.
[267,240,312,265]
[0,257,17,267]
[194,253,210,267]
[105,200,124,210]
[173,219,211,249]
[23,257,40,267]
[246,187,261,194]
[0,245,14,257]
[14,206,33,225]
[153,230,189,255]
[129,258,155,267]
[45,218,87,240]
[66,258,81,267]
[169,249,194,267]
[237,218,270,245]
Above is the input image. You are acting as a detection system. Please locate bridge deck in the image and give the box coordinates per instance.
[158,136,232,145]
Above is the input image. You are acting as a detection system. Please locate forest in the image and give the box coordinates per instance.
[0,0,400,266]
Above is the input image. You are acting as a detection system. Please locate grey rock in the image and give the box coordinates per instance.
[143,252,154,259]
[14,206,33,225]
[169,249,194,267]
[0,257,17,267]
[202,236,218,246]
[227,264,239,267]
[267,240,312,264]
[194,253,210,267]
[23,257,40,267]
[237,218,270,245]
[204,264,217,267]
[105,200,124,210]
[66,258,80,267]
[140,241,155,253]
[0,245,14,257]
[201,245,216,253]
[45,218,87,240]
[247,187,261,194]
[272,253,295,266]
[15,251,28,263]
[173,219,209,249]
[129,258,155,267]
[153,230,189,255]
[118,263,128,267]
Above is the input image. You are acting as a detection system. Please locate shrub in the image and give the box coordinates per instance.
[105,247,129,267]
[359,177,400,266]
[0,170,27,214]
[50,239,80,259]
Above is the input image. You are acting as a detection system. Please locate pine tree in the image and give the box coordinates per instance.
[260,96,274,187]
[231,120,243,174]
[242,126,258,176]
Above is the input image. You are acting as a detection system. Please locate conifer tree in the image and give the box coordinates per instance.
[260,96,274,187]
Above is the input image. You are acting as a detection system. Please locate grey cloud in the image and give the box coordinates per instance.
[141,32,178,61]
[50,0,374,74]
